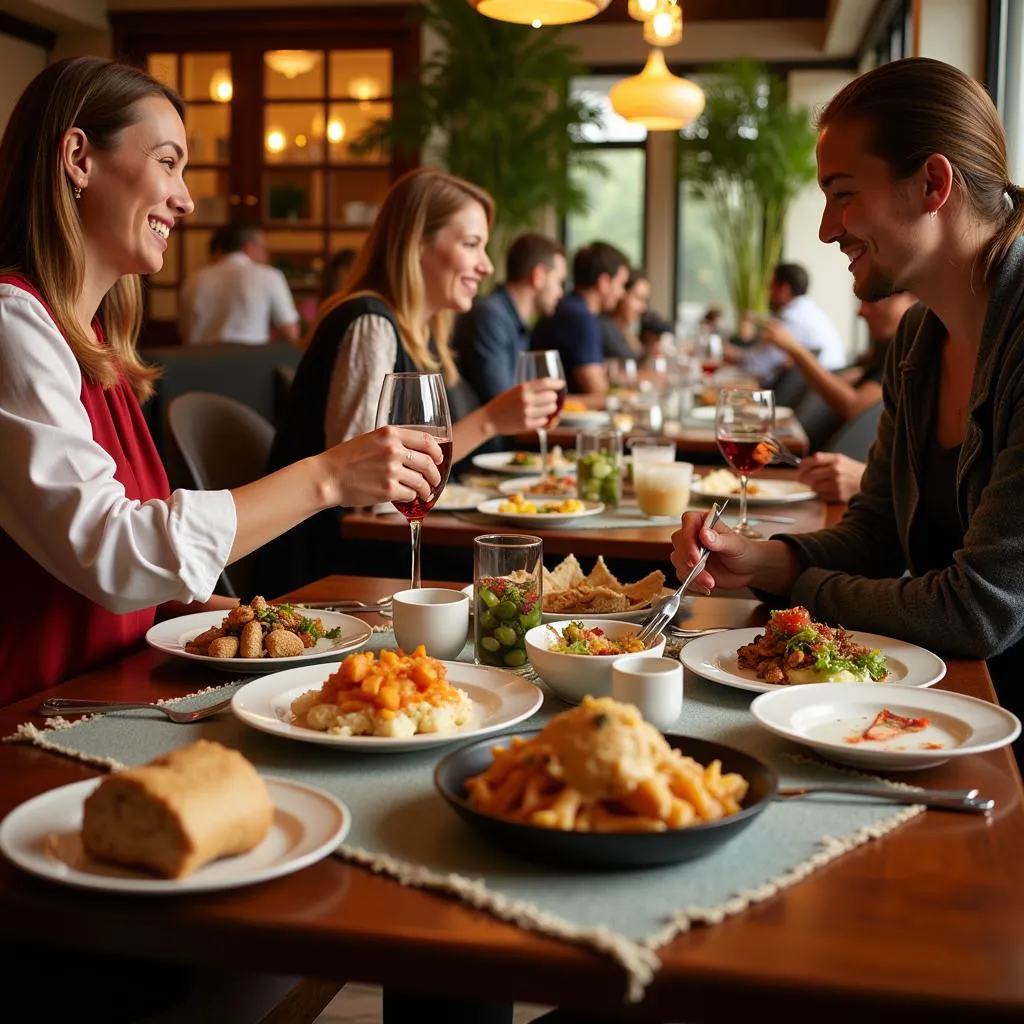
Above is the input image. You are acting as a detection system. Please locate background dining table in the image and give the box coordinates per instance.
[0,575,1022,1022]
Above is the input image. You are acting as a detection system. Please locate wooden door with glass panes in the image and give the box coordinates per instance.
[111,7,419,346]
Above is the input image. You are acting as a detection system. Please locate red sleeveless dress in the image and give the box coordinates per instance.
[0,276,169,706]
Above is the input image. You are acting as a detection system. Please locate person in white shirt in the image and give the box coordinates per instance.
[0,56,442,707]
[179,223,300,344]
[737,262,847,385]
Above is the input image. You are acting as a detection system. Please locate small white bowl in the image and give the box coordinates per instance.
[524,619,666,705]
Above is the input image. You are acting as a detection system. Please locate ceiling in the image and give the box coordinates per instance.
[594,0,830,23]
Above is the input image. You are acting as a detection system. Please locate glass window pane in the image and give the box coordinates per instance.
[329,50,392,100]
[184,169,230,224]
[184,105,230,165]
[570,75,647,144]
[264,104,327,165]
[676,183,732,333]
[181,54,231,103]
[147,288,177,320]
[264,50,325,99]
[327,102,391,164]
[266,169,323,223]
[565,149,645,269]
[328,168,391,226]
[147,54,177,91]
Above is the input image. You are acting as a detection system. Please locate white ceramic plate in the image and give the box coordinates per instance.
[681,627,946,695]
[146,610,372,674]
[458,583,678,624]
[691,476,816,505]
[434,484,493,511]
[558,410,610,428]
[496,475,577,497]
[471,452,548,476]
[0,776,349,894]
[689,405,794,422]
[751,682,1021,771]
[231,661,543,752]
[476,497,604,526]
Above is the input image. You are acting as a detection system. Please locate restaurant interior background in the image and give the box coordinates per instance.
[0,0,1018,360]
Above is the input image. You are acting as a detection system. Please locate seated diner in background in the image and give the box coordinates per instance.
[599,267,648,360]
[671,56,1024,749]
[0,57,443,708]
[264,168,561,598]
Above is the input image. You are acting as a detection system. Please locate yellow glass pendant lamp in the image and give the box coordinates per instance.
[609,49,705,131]
[468,0,610,27]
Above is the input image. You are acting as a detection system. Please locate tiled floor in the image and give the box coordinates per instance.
[316,983,551,1023]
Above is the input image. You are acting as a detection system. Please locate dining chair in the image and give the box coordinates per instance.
[823,399,883,462]
[166,392,275,599]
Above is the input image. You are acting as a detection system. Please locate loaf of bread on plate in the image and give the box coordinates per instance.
[81,739,274,879]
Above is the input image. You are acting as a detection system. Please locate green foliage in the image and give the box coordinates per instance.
[352,0,603,266]
[678,60,818,315]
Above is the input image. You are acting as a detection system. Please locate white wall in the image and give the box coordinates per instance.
[915,0,986,75]
[0,32,47,136]
[785,69,861,360]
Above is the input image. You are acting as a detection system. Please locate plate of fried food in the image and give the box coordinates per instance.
[681,606,946,695]
[477,495,604,526]
[146,596,373,673]
[497,473,577,497]
[434,696,777,867]
[471,447,575,476]
[232,645,543,752]
[541,554,672,622]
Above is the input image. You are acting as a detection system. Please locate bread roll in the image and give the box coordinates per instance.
[81,740,274,879]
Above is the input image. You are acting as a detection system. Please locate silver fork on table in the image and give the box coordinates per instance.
[38,696,234,724]
[778,784,994,814]
[636,501,728,647]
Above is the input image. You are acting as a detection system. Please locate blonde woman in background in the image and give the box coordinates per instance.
[265,168,561,595]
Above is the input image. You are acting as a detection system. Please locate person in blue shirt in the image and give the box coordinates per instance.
[453,232,566,404]
[531,240,630,395]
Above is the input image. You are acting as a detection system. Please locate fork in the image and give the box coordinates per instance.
[38,696,234,724]
[777,784,994,814]
[755,436,802,468]
[636,501,728,647]
[296,597,393,613]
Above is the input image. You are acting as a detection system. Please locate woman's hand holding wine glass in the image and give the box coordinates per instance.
[714,387,776,538]
[327,427,442,509]
[515,350,566,470]
[375,372,454,589]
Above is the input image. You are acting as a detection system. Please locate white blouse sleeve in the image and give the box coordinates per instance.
[0,286,236,613]
[324,313,399,448]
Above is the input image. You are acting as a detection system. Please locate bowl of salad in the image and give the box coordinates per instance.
[524,619,666,704]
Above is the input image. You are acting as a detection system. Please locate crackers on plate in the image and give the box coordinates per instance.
[542,555,665,614]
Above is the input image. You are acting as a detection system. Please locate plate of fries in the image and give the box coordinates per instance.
[434,702,777,868]
[541,554,672,622]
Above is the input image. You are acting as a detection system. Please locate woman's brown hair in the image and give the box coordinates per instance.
[818,57,1024,282]
[314,167,495,384]
[0,57,185,401]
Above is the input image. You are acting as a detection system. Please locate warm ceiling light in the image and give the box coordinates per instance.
[348,77,381,102]
[609,49,704,131]
[326,119,346,144]
[644,1,682,46]
[264,50,321,80]
[265,129,287,154]
[209,68,233,103]
[467,0,610,27]
[627,0,661,20]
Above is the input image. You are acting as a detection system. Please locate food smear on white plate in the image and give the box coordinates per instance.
[736,606,888,685]
[796,707,966,752]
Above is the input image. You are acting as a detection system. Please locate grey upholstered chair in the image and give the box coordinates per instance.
[823,400,884,462]
[166,392,275,599]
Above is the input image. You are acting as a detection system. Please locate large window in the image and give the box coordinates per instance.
[564,76,646,271]
[675,183,732,335]
[991,0,1024,185]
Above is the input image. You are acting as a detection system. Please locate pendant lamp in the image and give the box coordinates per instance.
[609,49,705,131]
[468,1,610,27]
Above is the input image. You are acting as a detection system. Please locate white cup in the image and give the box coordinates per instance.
[392,589,470,661]
[611,656,684,731]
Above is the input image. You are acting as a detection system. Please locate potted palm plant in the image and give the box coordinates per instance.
[353,0,603,270]
[678,60,818,316]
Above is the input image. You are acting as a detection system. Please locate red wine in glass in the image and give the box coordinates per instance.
[715,388,775,538]
[392,438,454,521]
[718,436,768,475]
[375,372,453,588]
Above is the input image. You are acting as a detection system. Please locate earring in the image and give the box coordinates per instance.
[929,210,937,220]
[73,185,82,200]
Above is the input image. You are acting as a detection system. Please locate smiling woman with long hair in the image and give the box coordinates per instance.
[0,57,442,705]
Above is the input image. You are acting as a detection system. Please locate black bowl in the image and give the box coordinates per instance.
[433,731,777,870]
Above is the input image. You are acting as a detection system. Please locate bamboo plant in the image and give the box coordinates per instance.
[678,60,818,316]
[352,0,603,271]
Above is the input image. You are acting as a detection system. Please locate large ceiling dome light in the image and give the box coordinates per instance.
[468,1,610,27]
[609,49,705,131]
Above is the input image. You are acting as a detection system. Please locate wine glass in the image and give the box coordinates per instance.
[515,350,566,473]
[714,387,775,538]
[375,372,453,589]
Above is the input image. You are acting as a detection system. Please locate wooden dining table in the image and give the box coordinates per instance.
[1,576,1022,1022]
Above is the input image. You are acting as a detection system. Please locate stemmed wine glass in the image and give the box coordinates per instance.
[515,350,566,473]
[714,387,775,538]
[375,372,453,589]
